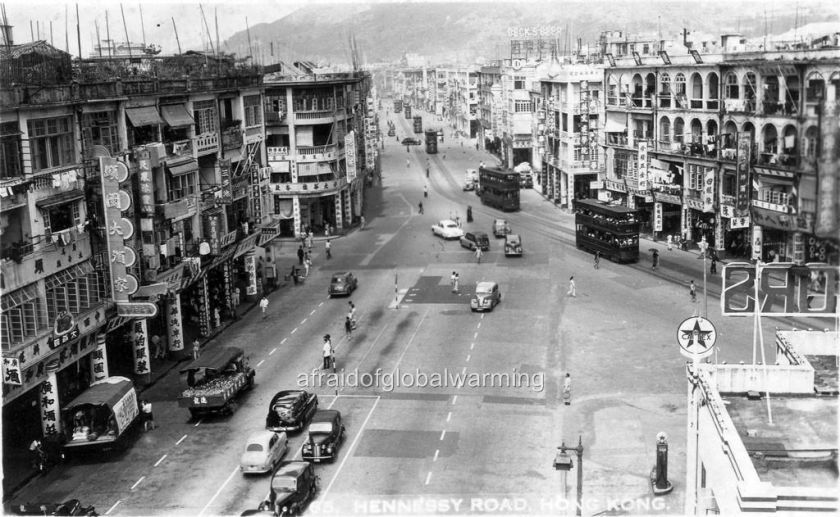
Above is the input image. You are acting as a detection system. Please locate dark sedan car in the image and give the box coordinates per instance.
[301,410,345,463]
[328,272,357,297]
[267,461,318,516]
[266,390,319,433]
[401,137,422,146]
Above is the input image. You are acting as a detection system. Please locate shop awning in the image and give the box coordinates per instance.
[160,104,195,128]
[1,284,39,312]
[166,158,199,177]
[35,189,84,209]
[65,376,133,409]
[44,261,95,290]
[759,64,798,77]
[125,106,164,127]
[604,111,626,133]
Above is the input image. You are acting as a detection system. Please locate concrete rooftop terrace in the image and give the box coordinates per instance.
[723,394,839,488]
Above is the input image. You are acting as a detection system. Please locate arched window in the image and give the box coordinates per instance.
[761,124,778,156]
[690,119,703,144]
[805,71,825,103]
[804,126,819,160]
[659,116,671,143]
[706,120,718,142]
[782,124,797,154]
[722,121,738,157]
[632,73,644,106]
[724,73,739,99]
[690,73,703,100]
[675,73,686,95]
[674,117,685,144]
[660,73,671,95]
[707,72,719,109]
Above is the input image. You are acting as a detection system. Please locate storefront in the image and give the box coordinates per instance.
[651,191,683,238]
[719,204,752,258]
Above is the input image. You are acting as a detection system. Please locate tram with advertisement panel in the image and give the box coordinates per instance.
[478,166,520,212]
[573,198,640,263]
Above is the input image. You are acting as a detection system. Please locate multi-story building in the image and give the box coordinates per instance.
[263,63,371,238]
[538,63,604,207]
[600,35,840,261]
[1,34,270,453]
[498,59,543,168]
[478,62,502,152]
[435,66,478,138]
[685,328,838,515]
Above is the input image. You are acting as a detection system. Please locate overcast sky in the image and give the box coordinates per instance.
[1,0,304,57]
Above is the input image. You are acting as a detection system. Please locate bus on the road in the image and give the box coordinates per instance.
[573,198,640,263]
[478,167,520,211]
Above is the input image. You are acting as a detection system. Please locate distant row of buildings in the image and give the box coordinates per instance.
[388,29,839,265]
[1,23,374,451]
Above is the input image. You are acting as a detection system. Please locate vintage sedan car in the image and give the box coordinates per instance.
[470,281,501,312]
[493,219,511,238]
[266,390,319,433]
[460,231,490,251]
[387,128,395,137]
[11,499,97,516]
[301,410,345,463]
[401,137,422,146]
[267,461,318,516]
[504,234,523,257]
[431,220,465,240]
[462,181,475,191]
[240,430,288,475]
[327,272,357,297]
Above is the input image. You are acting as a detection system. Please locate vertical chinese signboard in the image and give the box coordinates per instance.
[136,149,154,216]
[703,167,715,213]
[219,159,232,204]
[653,202,663,232]
[345,131,357,182]
[815,114,838,238]
[637,141,649,192]
[132,319,150,375]
[2,357,22,386]
[199,277,210,337]
[245,253,258,296]
[751,225,763,261]
[167,294,184,352]
[91,333,109,381]
[735,133,752,211]
[41,365,61,438]
[100,157,139,303]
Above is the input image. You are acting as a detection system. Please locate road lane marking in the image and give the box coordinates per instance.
[301,318,307,324]
[481,314,485,319]
[461,366,467,376]
[176,435,188,445]
[476,322,481,329]
[131,477,145,490]
[470,342,475,350]
[323,396,380,499]
[439,430,446,441]
[433,449,439,462]
[466,354,471,362]
[319,301,324,306]
[199,466,239,516]
[257,359,265,367]
[446,412,451,422]
[193,419,202,427]
[425,471,432,485]
[473,332,478,340]
[154,454,167,467]
[280,338,287,344]
[270,348,277,355]
[291,328,298,334]
[452,395,458,405]
[105,500,121,515]
[310,309,317,315]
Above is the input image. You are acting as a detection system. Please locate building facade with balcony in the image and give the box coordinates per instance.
[538,64,604,208]
[478,63,502,153]
[498,59,543,169]
[263,66,371,238]
[1,38,272,456]
[599,39,839,262]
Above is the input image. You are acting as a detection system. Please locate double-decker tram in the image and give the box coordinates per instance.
[478,166,520,211]
[573,198,640,263]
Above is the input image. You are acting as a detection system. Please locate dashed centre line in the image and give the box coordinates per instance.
[176,434,188,445]
[433,449,440,462]
[473,332,479,340]
[105,500,121,515]
[452,395,458,405]
[291,327,298,334]
[439,430,446,441]
[461,366,467,376]
[466,354,471,362]
[269,348,277,355]
[425,471,433,485]
[310,309,317,315]
[154,454,167,467]
[257,359,265,367]
[446,411,452,422]
[193,419,202,428]
[280,338,287,344]
[476,322,481,329]
[301,318,307,324]
[130,477,145,490]
[470,342,475,350]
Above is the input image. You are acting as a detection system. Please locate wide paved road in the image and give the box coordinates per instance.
[14,106,800,516]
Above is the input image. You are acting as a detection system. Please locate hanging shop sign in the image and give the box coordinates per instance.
[219,159,233,204]
[751,226,763,261]
[2,357,22,385]
[199,276,210,337]
[132,320,150,375]
[815,153,838,238]
[730,216,750,229]
[604,179,627,193]
[40,366,61,438]
[735,133,751,211]
[245,253,258,296]
[702,168,715,213]
[719,204,736,219]
[92,334,108,382]
[116,302,159,318]
[47,311,80,350]
[345,130,357,182]
[751,206,814,232]
[258,222,282,246]
[100,157,139,304]
[136,149,154,216]
[653,202,663,232]
[715,214,724,251]
[637,141,650,192]
[167,294,184,352]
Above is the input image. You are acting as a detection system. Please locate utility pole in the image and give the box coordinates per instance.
[171,18,181,55]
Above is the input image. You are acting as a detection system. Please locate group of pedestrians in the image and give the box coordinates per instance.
[450,271,461,293]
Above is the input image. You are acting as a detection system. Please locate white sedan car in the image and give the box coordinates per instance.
[240,430,288,474]
[431,219,465,240]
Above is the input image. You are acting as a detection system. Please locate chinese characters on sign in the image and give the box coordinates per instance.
[703,167,715,213]
[199,277,211,337]
[219,159,232,204]
[2,357,22,386]
[167,294,184,352]
[132,320,150,375]
[92,333,109,381]
[100,157,139,303]
[637,141,649,192]
[345,131,357,182]
[40,369,61,437]
[245,253,258,296]
[136,150,154,216]
[736,133,751,211]
[653,202,663,232]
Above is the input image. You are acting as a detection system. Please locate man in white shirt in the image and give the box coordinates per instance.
[322,335,333,370]
[259,296,269,319]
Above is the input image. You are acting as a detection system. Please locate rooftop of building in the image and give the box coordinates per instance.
[722,393,838,488]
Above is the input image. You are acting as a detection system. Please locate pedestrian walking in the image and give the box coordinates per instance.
[450,271,457,292]
[475,247,483,264]
[567,276,576,297]
[192,338,201,360]
[322,335,333,370]
[325,239,332,259]
[345,316,353,338]
[259,296,269,319]
[304,256,312,276]
[453,273,460,294]
[666,234,673,251]
[689,280,697,303]
[652,249,660,270]
[297,245,305,265]
[360,215,366,230]
[307,233,313,253]
[456,216,461,228]
[406,158,410,168]
[151,334,163,359]
[710,255,718,275]
[418,202,424,214]
[562,374,571,406]
[348,301,357,325]
[141,399,155,431]
[594,251,600,269]
[424,185,428,198]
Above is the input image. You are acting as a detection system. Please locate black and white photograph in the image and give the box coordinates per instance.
[1,0,838,515]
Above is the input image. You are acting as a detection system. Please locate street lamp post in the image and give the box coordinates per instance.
[554,436,584,516]
[698,236,708,317]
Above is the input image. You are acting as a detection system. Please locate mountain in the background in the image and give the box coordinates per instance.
[223,1,840,65]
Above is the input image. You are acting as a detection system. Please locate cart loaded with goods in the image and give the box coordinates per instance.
[178,346,255,417]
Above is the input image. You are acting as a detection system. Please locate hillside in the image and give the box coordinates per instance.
[223,1,840,65]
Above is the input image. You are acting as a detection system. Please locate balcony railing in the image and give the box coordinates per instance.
[193,132,219,156]
[168,139,194,158]
[264,111,286,125]
[221,128,244,151]
[758,152,800,168]
[295,110,337,121]
[607,133,628,146]
[1,230,91,292]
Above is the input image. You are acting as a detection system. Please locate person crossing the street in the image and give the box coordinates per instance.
[689,280,697,303]
[322,335,334,370]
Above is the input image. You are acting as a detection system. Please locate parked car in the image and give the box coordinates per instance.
[470,281,501,312]
[460,231,490,251]
[462,182,475,191]
[240,430,289,475]
[431,220,465,240]
[401,137,422,146]
[266,390,319,433]
[11,500,98,516]
[520,174,533,189]
[493,219,511,238]
[504,234,523,256]
[267,461,318,516]
[328,272,357,297]
[301,410,345,463]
